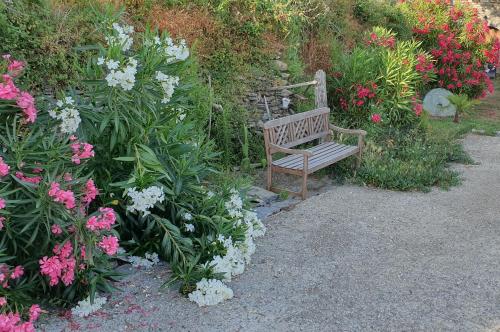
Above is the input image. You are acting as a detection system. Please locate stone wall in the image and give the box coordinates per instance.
[242,59,301,129]
[471,0,500,26]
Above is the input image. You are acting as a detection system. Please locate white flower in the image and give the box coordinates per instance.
[207,191,215,199]
[188,278,233,307]
[164,38,190,62]
[104,58,138,91]
[106,23,134,52]
[178,113,186,121]
[97,57,105,65]
[106,59,120,70]
[225,189,244,218]
[50,99,82,134]
[183,212,193,221]
[185,223,195,232]
[155,71,179,104]
[128,252,160,269]
[127,186,165,215]
[71,296,107,318]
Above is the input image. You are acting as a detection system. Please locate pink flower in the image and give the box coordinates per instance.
[0,312,35,332]
[16,92,37,123]
[86,207,116,232]
[51,224,63,235]
[39,256,62,286]
[15,172,42,185]
[48,182,76,209]
[0,217,5,231]
[0,199,5,210]
[63,173,72,182]
[71,142,94,165]
[82,179,99,205]
[28,304,41,322]
[10,266,23,279]
[80,245,86,259]
[98,235,119,256]
[371,113,382,123]
[7,60,24,77]
[0,75,19,100]
[0,158,9,177]
[40,242,76,286]
[0,297,6,306]
[414,103,424,116]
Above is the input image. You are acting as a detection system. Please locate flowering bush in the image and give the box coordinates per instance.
[0,57,119,316]
[398,0,499,98]
[53,22,266,306]
[329,27,432,128]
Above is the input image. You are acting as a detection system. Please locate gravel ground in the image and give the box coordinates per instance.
[40,134,500,332]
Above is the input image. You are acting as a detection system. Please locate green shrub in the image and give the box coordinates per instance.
[0,0,98,93]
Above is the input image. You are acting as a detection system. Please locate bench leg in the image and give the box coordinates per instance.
[301,171,308,200]
[266,165,272,191]
[356,149,363,169]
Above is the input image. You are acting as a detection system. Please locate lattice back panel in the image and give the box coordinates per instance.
[268,112,329,148]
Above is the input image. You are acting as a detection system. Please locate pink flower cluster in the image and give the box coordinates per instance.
[0,56,37,124]
[86,207,116,231]
[82,179,99,205]
[0,157,9,177]
[0,264,24,288]
[39,242,76,286]
[0,312,36,332]
[98,235,119,256]
[48,182,76,210]
[371,113,382,124]
[71,142,95,165]
[15,172,42,185]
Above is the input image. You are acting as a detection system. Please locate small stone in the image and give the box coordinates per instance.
[274,60,288,71]
[281,73,290,79]
[281,89,293,97]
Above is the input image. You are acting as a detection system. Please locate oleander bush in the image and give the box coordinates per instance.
[0,55,120,324]
[398,0,499,98]
[329,27,433,128]
[60,21,267,306]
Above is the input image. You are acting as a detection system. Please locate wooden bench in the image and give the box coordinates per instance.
[263,107,367,199]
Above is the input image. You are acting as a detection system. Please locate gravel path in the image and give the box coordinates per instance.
[41,134,500,332]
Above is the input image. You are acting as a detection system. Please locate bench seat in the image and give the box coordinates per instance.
[273,142,359,174]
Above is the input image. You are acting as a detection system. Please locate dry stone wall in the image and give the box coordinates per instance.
[472,0,500,27]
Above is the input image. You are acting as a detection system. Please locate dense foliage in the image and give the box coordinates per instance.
[398,0,499,98]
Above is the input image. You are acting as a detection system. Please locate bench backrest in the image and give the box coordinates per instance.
[263,107,330,148]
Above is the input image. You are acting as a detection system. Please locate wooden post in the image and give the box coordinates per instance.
[314,70,328,109]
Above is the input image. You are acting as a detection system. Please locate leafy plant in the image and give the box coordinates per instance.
[447,94,479,123]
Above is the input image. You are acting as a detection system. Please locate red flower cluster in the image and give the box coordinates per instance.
[354,83,377,107]
[367,33,396,48]
[406,0,497,98]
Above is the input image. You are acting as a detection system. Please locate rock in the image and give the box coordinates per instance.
[247,186,279,206]
[274,60,288,72]
[496,131,500,137]
[423,88,456,117]
[281,73,290,79]
[281,89,293,97]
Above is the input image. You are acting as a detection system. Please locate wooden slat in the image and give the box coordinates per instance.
[263,107,330,129]
[274,143,348,169]
[308,147,358,173]
[272,143,358,172]
[272,142,340,168]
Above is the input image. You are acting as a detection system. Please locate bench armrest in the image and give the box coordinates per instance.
[269,144,313,157]
[329,124,367,137]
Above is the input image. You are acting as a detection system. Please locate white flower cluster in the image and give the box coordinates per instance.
[150,36,190,63]
[188,278,233,307]
[105,23,134,52]
[155,71,179,104]
[127,186,165,216]
[128,252,160,269]
[225,189,244,218]
[71,296,107,318]
[189,189,266,307]
[48,97,81,134]
[98,57,138,91]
